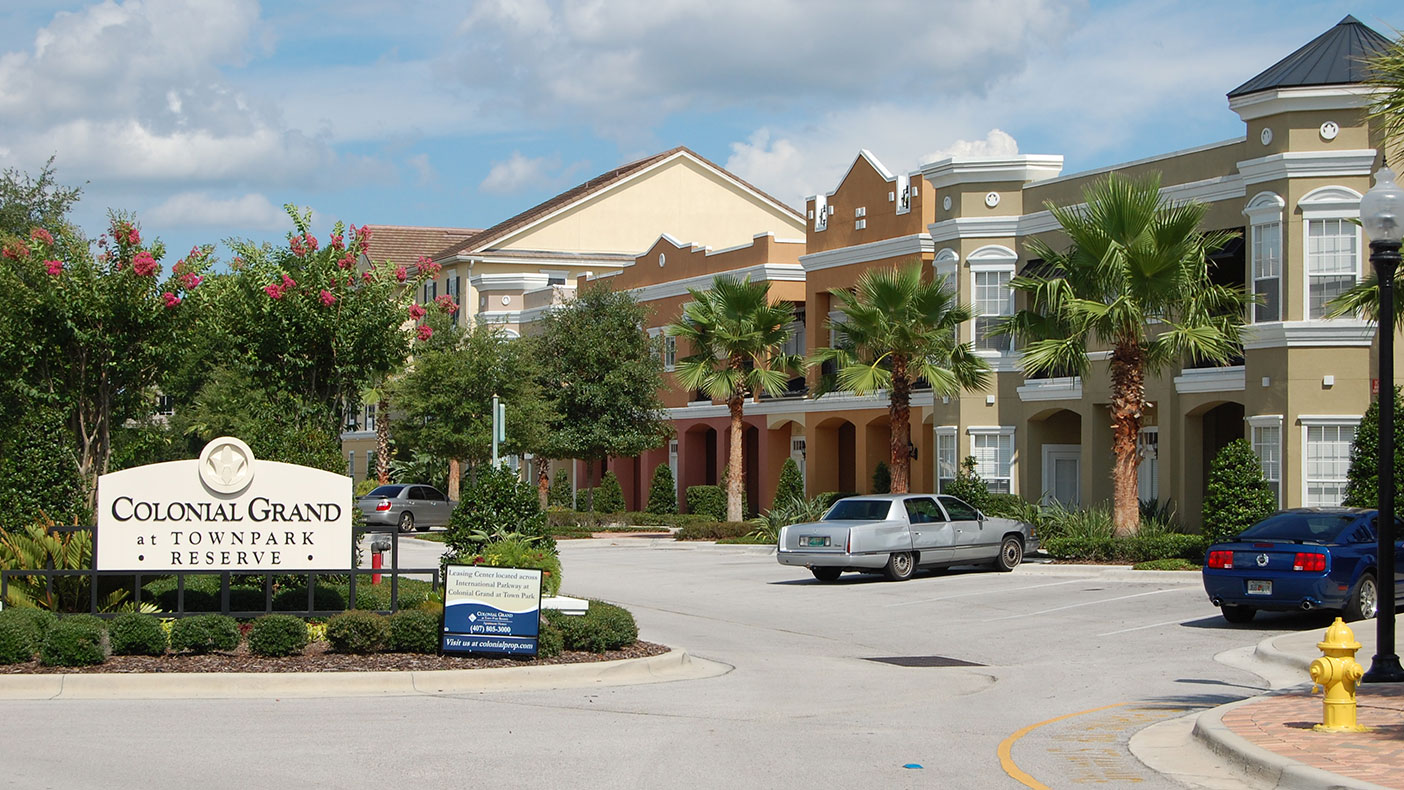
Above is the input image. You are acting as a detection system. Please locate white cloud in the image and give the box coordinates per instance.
[922,130,1019,165]
[479,151,588,195]
[145,192,290,231]
[407,153,436,187]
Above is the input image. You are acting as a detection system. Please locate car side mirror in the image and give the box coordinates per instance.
[977,511,986,521]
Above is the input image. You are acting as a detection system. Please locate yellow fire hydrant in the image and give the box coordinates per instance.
[1309,617,1369,733]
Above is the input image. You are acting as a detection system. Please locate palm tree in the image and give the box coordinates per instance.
[998,172,1245,536]
[667,276,803,521]
[1365,30,1404,153]
[811,263,989,493]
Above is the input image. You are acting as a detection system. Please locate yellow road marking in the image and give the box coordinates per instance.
[997,702,1129,789]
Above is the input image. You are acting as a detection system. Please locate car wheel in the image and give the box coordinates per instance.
[397,512,415,533]
[811,567,842,583]
[1220,604,1257,624]
[883,552,914,582]
[995,536,1023,572]
[1344,573,1378,622]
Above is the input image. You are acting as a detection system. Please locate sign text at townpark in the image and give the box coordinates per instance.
[95,437,352,572]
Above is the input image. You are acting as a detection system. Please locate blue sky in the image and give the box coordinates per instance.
[0,0,1398,262]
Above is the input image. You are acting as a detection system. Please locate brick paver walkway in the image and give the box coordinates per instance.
[1220,684,1404,789]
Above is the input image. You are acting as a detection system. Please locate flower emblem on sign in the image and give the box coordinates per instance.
[198,436,256,495]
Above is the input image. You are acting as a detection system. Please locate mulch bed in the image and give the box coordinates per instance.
[0,640,670,674]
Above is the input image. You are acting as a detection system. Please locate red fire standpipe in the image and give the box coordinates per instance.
[371,550,383,585]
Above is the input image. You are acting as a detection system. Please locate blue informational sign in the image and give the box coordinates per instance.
[442,564,543,656]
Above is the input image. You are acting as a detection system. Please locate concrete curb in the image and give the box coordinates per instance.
[1253,632,1315,676]
[1191,694,1393,790]
[0,648,733,701]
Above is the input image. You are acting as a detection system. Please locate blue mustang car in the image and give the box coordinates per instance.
[1202,508,1404,624]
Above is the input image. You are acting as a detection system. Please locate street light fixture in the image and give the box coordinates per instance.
[1362,162,1404,684]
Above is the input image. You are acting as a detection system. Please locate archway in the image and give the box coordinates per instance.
[1028,408,1083,506]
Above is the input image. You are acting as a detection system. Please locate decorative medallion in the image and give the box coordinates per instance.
[198,437,255,495]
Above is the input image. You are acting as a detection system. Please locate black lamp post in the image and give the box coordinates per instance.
[1362,163,1404,684]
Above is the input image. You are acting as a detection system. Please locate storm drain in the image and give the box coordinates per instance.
[863,655,985,668]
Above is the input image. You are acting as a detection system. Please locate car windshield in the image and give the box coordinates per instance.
[366,485,405,498]
[1237,512,1358,544]
[823,500,893,521]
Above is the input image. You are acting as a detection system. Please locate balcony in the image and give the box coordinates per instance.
[1173,365,1246,394]
[523,284,575,311]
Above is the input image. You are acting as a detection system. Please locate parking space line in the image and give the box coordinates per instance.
[884,579,1083,607]
[988,588,1185,621]
[998,702,1128,789]
[1097,617,1199,637]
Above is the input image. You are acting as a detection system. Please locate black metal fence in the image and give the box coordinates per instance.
[0,525,442,618]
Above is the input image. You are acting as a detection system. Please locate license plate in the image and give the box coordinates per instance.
[803,536,830,547]
[1247,580,1272,595]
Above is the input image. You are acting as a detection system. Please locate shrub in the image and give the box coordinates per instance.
[750,493,830,542]
[646,463,678,515]
[871,461,891,494]
[537,619,564,658]
[169,614,240,654]
[229,586,267,613]
[775,457,804,506]
[387,610,440,654]
[686,485,725,520]
[0,608,56,647]
[548,468,573,509]
[593,471,626,514]
[1202,439,1277,545]
[272,584,346,613]
[545,601,637,653]
[0,617,38,664]
[675,521,754,541]
[1344,386,1404,517]
[248,615,309,657]
[40,618,108,667]
[1133,558,1199,571]
[354,478,381,498]
[943,457,991,513]
[326,610,388,653]
[575,487,594,511]
[445,464,554,558]
[475,538,563,597]
[109,612,167,656]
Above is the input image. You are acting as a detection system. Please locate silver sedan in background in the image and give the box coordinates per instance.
[356,484,456,532]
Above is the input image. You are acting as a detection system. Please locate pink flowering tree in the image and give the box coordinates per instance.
[0,207,210,510]
[169,205,433,472]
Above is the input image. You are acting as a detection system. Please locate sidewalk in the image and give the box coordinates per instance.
[1192,616,1404,790]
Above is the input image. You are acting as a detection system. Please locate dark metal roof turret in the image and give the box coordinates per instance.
[1228,15,1393,99]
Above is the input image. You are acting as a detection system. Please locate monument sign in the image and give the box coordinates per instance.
[95,436,352,572]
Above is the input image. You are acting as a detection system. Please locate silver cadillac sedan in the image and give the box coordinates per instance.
[356,484,456,532]
[776,494,1038,582]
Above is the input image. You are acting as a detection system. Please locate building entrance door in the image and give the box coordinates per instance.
[1042,445,1080,506]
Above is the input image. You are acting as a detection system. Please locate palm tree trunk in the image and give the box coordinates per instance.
[447,458,461,502]
[727,395,745,522]
[889,354,912,493]
[537,458,550,510]
[1109,343,1145,537]
[375,397,391,484]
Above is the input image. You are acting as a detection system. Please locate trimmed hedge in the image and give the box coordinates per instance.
[1043,533,1206,564]
[326,610,388,653]
[272,584,346,613]
[248,615,310,657]
[387,610,440,654]
[646,463,678,515]
[593,471,626,514]
[675,521,754,541]
[109,612,168,656]
[170,614,240,654]
[686,485,725,520]
[537,619,564,658]
[40,618,108,667]
[0,617,38,664]
[545,601,637,653]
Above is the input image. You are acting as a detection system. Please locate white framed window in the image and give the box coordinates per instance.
[364,403,376,433]
[664,335,677,370]
[542,269,568,287]
[1137,427,1159,503]
[936,426,957,493]
[974,270,1013,352]
[156,394,175,416]
[347,451,355,477]
[1299,186,1363,320]
[1244,192,1285,323]
[827,310,849,348]
[1248,415,1283,506]
[367,450,377,479]
[647,328,664,364]
[968,426,1014,495]
[1301,416,1360,507]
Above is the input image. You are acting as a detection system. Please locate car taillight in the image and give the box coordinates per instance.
[1207,550,1233,569]
[375,499,391,511]
[1293,552,1326,572]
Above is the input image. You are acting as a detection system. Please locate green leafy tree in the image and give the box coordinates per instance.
[0,402,84,531]
[998,173,1245,536]
[548,468,574,509]
[392,314,553,496]
[1202,439,1278,545]
[944,457,991,513]
[594,471,626,514]
[646,463,678,514]
[812,264,989,494]
[667,277,802,521]
[775,457,804,505]
[1344,386,1404,517]
[871,461,892,494]
[444,464,553,560]
[534,285,672,509]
